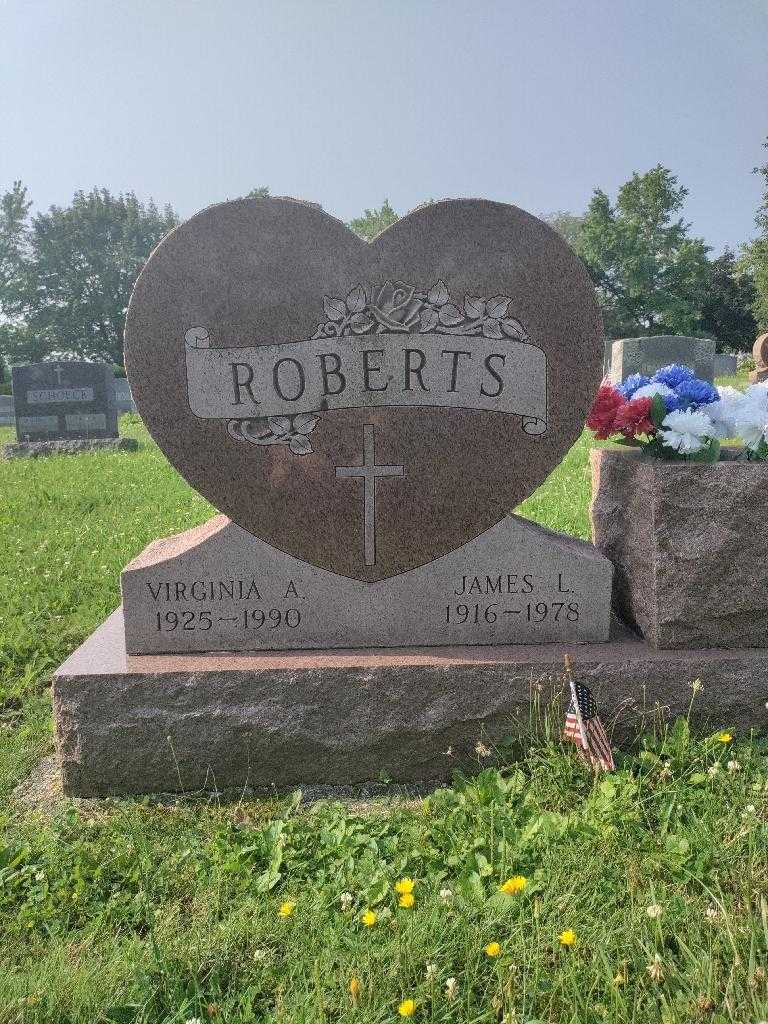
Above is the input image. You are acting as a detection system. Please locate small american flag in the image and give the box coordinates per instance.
[563,655,615,771]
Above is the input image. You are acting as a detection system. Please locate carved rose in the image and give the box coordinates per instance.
[369,280,424,333]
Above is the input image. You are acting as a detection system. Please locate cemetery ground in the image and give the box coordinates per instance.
[0,392,767,1023]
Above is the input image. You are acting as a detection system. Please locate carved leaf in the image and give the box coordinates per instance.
[486,295,511,319]
[427,280,449,306]
[464,295,486,319]
[346,285,366,313]
[482,317,503,339]
[293,412,319,434]
[268,415,292,436]
[419,307,439,332]
[349,311,374,333]
[289,435,313,455]
[323,296,347,322]
[501,317,527,340]
[438,303,464,326]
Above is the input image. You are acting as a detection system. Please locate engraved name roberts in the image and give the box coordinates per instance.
[183,280,549,439]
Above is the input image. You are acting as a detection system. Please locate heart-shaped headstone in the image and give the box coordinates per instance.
[125,198,603,582]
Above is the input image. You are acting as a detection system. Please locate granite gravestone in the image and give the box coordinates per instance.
[714,353,737,377]
[54,198,758,798]
[751,333,768,384]
[609,336,715,384]
[12,361,118,441]
[120,197,612,653]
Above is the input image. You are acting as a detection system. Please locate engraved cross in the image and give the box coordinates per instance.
[335,424,404,566]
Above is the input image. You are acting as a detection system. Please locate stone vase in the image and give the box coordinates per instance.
[590,448,768,650]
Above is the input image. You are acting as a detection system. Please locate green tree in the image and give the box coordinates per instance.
[349,199,399,241]
[0,181,35,369]
[741,138,768,330]
[699,250,757,351]
[544,210,584,250]
[576,165,711,338]
[245,186,270,199]
[4,188,178,366]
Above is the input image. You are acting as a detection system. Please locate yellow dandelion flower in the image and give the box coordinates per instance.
[278,901,295,918]
[717,731,733,744]
[484,941,501,957]
[349,977,360,1001]
[395,878,415,895]
[559,929,576,947]
[399,891,415,909]
[500,875,527,895]
[398,998,416,1017]
[361,909,377,927]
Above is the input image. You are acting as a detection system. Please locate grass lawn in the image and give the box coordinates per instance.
[0,381,766,1022]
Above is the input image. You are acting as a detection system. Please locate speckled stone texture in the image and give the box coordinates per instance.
[3,437,138,459]
[750,333,768,384]
[53,608,768,796]
[124,197,603,583]
[590,448,768,649]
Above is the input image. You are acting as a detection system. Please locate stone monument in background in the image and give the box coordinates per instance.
[608,335,715,384]
[750,333,768,384]
[4,361,137,459]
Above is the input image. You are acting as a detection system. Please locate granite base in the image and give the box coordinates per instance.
[53,608,768,797]
[3,437,138,459]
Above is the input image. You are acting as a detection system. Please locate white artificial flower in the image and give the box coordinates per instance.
[705,386,746,440]
[631,382,676,402]
[659,409,716,454]
[734,392,768,451]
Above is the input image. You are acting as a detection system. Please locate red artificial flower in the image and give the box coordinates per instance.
[612,396,654,438]
[587,385,625,439]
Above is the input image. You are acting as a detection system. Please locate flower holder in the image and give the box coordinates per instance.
[590,447,768,650]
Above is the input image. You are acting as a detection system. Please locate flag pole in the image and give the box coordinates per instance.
[563,654,588,750]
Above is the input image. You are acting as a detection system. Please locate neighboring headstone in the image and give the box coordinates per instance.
[4,361,137,459]
[55,196,619,794]
[750,333,768,384]
[0,395,13,427]
[714,353,737,377]
[11,361,118,441]
[114,378,136,414]
[608,336,715,384]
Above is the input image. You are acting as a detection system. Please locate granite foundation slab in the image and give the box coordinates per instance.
[122,514,613,653]
[53,608,768,797]
[3,437,138,459]
[591,447,768,649]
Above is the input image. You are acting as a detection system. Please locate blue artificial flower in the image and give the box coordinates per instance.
[674,377,719,409]
[652,364,695,388]
[618,373,651,398]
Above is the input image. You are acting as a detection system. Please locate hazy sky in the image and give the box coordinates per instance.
[1,0,766,254]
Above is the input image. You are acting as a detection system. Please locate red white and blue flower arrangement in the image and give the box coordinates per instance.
[587,364,768,462]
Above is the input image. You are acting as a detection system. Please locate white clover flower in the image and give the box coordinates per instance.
[631,381,676,402]
[339,891,354,911]
[439,887,454,904]
[727,759,741,773]
[707,762,721,778]
[659,408,716,454]
[425,963,438,981]
[646,903,663,919]
[475,740,492,758]
[445,977,459,1000]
